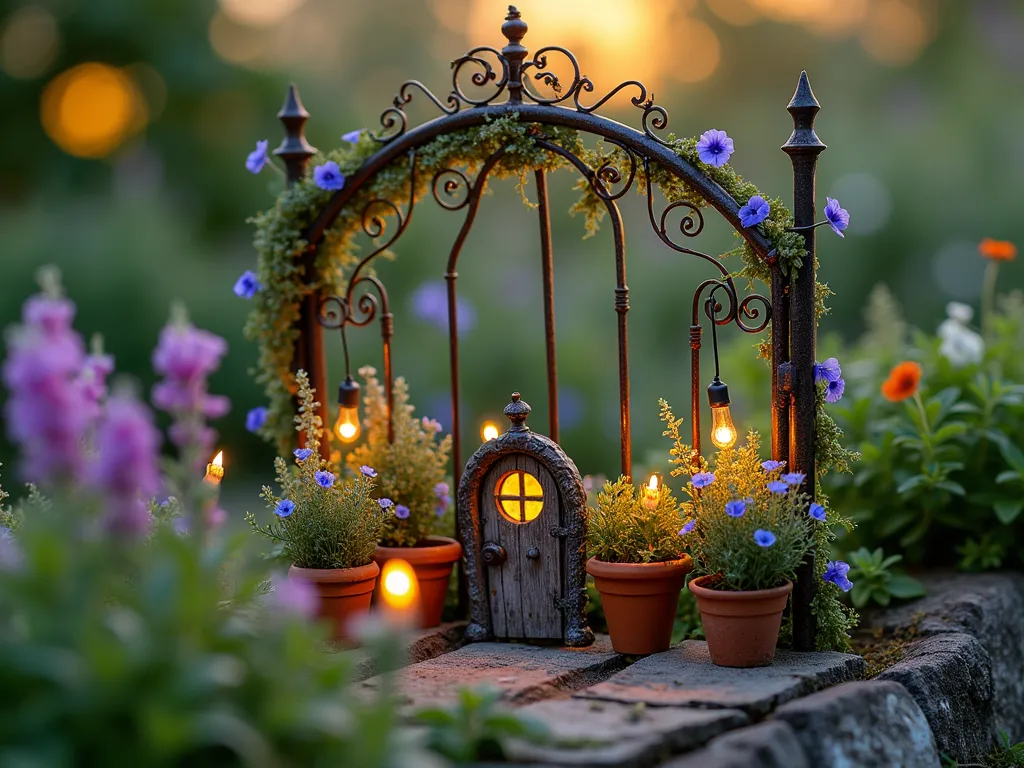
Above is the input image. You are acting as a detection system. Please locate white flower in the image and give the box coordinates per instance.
[938,320,984,367]
[946,302,974,324]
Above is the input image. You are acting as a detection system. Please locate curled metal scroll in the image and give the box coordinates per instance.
[521,46,582,105]
[432,168,474,211]
[451,46,509,107]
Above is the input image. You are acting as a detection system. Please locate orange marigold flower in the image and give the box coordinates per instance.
[881,361,922,402]
[978,238,1017,261]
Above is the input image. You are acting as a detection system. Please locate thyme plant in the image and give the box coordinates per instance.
[587,476,687,564]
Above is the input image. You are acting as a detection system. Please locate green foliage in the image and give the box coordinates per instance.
[414,687,547,764]
[845,547,925,609]
[941,731,1024,768]
[956,535,1006,572]
[248,371,389,569]
[345,366,453,547]
[586,476,686,564]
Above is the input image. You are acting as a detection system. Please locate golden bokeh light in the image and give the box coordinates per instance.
[209,11,267,65]
[41,63,146,159]
[219,0,306,28]
[0,4,59,79]
[859,0,930,66]
[380,559,419,612]
[481,421,500,442]
[704,0,761,27]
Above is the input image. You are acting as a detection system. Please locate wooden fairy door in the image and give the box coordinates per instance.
[480,452,563,639]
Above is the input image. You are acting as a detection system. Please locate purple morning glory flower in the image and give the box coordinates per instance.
[695,129,734,167]
[824,197,849,237]
[754,529,776,547]
[246,406,268,433]
[379,498,394,510]
[275,499,295,518]
[313,161,345,191]
[825,378,846,404]
[314,470,335,488]
[823,560,853,592]
[245,140,268,174]
[809,503,826,522]
[767,481,789,494]
[359,465,377,478]
[813,357,842,384]
[434,482,449,499]
[679,519,696,535]
[738,195,770,228]
[761,460,785,472]
[691,472,716,489]
[293,448,313,461]
[233,270,261,299]
[342,129,362,143]
[725,499,747,518]
[395,504,410,519]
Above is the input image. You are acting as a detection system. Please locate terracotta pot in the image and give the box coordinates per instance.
[688,574,793,668]
[373,536,462,629]
[586,556,693,655]
[288,561,379,643]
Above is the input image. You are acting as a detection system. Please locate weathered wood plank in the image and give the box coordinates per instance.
[518,454,562,638]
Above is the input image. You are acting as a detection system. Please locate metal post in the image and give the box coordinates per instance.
[535,170,559,442]
[275,84,328,458]
[782,71,826,652]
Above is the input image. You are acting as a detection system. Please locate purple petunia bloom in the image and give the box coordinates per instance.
[233,270,261,299]
[767,481,789,494]
[754,529,776,547]
[824,197,850,237]
[379,498,394,510]
[275,499,295,518]
[696,129,734,167]
[360,465,377,478]
[781,472,806,486]
[293,448,313,461]
[691,472,716,489]
[809,502,826,522]
[813,357,842,384]
[825,378,846,404]
[313,161,345,191]
[394,504,410,519]
[272,574,318,619]
[738,195,770,228]
[246,406,268,433]
[314,470,335,488]
[341,129,362,143]
[823,560,853,592]
[725,499,747,518]
[434,482,449,499]
[246,140,269,174]
[679,519,696,535]
[761,460,785,472]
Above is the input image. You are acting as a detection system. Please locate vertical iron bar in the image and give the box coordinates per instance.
[611,214,631,481]
[689,325,702,469]
[275,84,326,457]
[771,265,791,466]
[782,71,826,652]
[381,309,395,443]
[535,170,559,442]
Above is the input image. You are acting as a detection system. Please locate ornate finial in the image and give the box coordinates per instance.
[782,71,826,156]
[274,83,317,185]
[501,6,528,103]
[503,392,531,430]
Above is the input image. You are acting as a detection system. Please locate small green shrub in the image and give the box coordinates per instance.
[845,547,925,608]
[248,370,391,570]
[586,475,686,564]
[346,366,454,548]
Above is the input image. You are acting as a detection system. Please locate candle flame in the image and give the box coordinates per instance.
[647,474,659,491]
[211,451,224,468]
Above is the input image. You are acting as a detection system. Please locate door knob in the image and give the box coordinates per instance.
[482,542,507,566]
[526,547,540,560]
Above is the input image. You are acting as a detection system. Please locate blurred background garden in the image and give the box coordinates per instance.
[2,0,1023,531]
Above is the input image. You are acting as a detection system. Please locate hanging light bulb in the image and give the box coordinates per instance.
[708,376,737,449]
[334,375,361,443]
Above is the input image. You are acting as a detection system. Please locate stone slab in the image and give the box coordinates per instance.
[877,633,995,763]
[773,680,940,768]
[507,698,748,767]
[576,640,865,718]
[864,571,1024,738]
[359,638,624,710]
[351,621,468,681]
[661,721,809,768]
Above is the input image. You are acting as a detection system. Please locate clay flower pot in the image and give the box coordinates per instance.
[688,574,793,668]
[373,536,462,629]
[586,556,693,655]
[287,561,379,643]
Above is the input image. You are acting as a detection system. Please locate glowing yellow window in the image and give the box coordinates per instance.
[495,470,544,524]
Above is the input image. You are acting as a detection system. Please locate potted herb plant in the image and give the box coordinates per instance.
[680,433,813,667]
[585,475,692,655]
[249,371,391,642]
[346,367,460,629]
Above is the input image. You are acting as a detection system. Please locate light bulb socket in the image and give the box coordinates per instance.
[338,375,360,408]
[707,376,731,408]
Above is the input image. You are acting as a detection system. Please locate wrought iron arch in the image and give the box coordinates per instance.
[273,5,827,651]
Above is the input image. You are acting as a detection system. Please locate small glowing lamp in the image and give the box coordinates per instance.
[204,451,225,485]
[380,558,419,626]
[481,421,500,442]
[334,375,361,444]
[642,473,661,511]
[708,376,737,450]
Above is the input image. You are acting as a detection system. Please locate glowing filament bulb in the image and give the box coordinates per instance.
[334,405,361,443]
[710,406,737,449]
[481,421,499,442]
[380,558,418,614]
